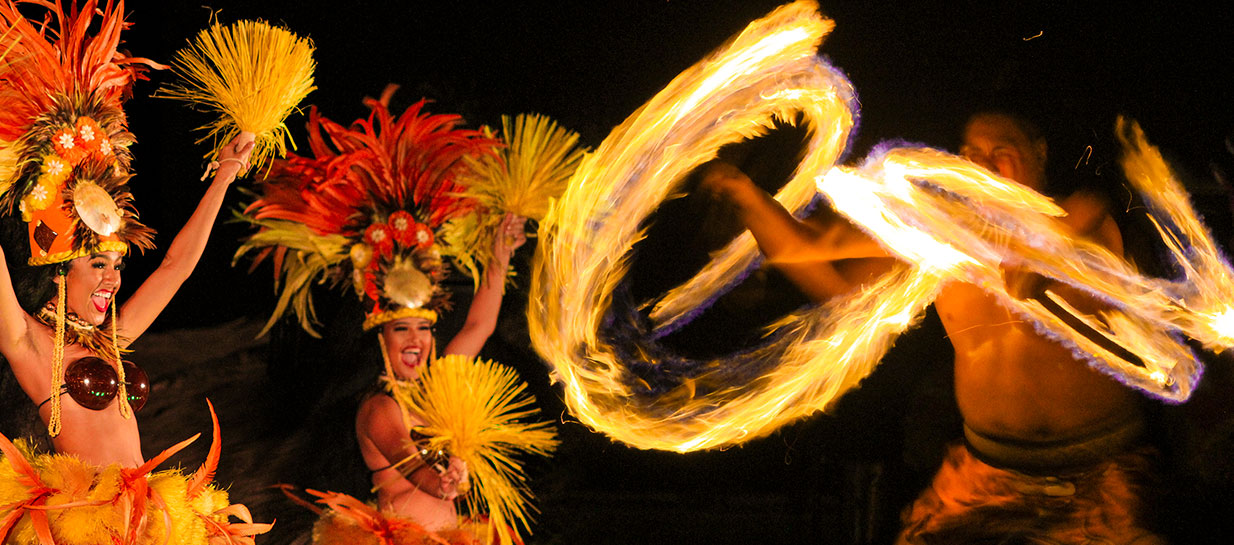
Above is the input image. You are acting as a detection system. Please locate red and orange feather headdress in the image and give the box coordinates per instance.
[237,85,500,336]
[0,0,161,265]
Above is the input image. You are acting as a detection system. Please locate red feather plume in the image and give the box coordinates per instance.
[246,84,498,239]
[0,0,164,142]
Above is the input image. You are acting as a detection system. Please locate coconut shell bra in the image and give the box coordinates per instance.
[34,303,148,412]
[37,356,149,412]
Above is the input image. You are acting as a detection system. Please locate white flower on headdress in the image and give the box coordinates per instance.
[41,156,68,179]
[23,176,57,214]
[57,132,76,149]
[29,184,48,203]
[78,124,95,142]
[99,138,112,156]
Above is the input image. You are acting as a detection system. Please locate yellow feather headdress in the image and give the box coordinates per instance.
[0,0,160,265]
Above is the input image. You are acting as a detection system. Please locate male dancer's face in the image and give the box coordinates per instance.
[960,113,1048,191]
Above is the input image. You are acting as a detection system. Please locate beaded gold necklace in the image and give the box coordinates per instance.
[35,289,133,435]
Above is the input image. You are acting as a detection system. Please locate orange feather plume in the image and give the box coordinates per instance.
[236,85,500,335]
[0,0,164,142]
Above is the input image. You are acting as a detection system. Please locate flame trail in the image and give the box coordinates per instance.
[818,145,1206,401]
[531,0,877,451]
[529,0,1230,451]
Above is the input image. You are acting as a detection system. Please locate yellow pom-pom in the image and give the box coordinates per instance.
[159,19,316,172]
[390,354,558,545]
[459,114,587,222]
[22,175,59,212]
[452,113,587,286]
[39,154,71,184]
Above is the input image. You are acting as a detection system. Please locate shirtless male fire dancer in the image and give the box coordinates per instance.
[700,111,1165,544]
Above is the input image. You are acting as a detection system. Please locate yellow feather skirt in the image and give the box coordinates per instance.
[310,494,490,545]
[0,439,256,545]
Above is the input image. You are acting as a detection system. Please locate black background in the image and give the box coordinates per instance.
[120,1,1234,330]
[62,1,1234,543]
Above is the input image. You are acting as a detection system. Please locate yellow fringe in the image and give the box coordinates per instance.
[363,306,438,332]
[388,355,558,545]
[48,275,66,437]
[376,334,433,438]
[159,19,316,171]
[111,294,131,419]
[377,334,396,397]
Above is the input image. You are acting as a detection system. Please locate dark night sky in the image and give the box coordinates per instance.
[83,2,1234,543]
[115,1,1234,329]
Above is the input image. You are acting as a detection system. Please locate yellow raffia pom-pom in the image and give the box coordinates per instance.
[459,113,587,221]
[159,19,316,171]
[389,354,558,545]
[453,113,587,286]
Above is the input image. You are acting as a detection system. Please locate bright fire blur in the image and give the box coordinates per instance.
[528,0,1228,452]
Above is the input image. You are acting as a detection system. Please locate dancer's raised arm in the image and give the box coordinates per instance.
[443,213,526,358]
[698,160,893,301]
[117,132,254,342]
[0,238,40,375]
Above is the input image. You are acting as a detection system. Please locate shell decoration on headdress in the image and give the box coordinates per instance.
[0,0,161,266]
[236,85,501,337]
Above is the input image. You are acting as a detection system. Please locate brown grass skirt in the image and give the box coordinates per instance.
[896,442,1166,544]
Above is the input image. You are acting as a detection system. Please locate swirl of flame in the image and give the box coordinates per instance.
[817,143,1207,402]
[530,1,916,452]
[530,0,1229,451]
